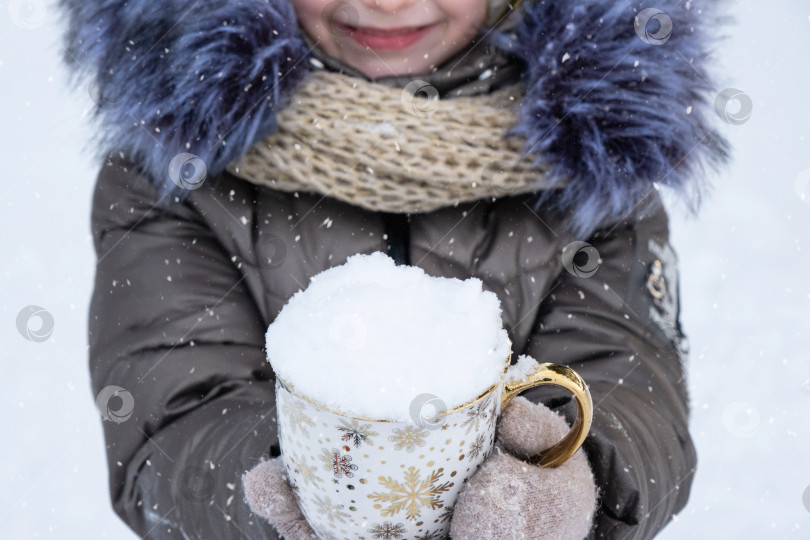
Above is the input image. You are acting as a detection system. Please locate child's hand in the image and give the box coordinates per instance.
[242,457,316,540]
[450,396,598,540]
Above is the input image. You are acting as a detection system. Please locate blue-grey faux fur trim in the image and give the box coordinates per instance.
[58,0,732,237]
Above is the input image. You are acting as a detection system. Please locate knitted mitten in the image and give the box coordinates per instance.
[449,396,598,540]
[241,457,316,540]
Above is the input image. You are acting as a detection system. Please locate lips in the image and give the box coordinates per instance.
[336,22,436,51]
[349,24,429,36]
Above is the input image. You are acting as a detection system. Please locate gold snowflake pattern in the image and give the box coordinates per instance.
[367,466,454,521]
[388,425,428,453]
[468,433,486,461]
[287,451,321,487]
[458,395,495,435]
[319,447,358,478]
[438,505,454,523]
[368,521,407,539]
[311,494,351,523]
[281,400,315,437]
[337,418,379,448]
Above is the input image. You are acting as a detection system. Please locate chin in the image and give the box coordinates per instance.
[363,60,425,79]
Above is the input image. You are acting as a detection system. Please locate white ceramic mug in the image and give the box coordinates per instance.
[275,351,592,540]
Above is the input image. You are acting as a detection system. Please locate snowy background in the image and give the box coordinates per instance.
[1,0,808,538]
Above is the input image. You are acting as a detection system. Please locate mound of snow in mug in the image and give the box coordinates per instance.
[265,251,510,421]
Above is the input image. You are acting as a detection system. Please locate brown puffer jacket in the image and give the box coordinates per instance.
[89,154,695,539]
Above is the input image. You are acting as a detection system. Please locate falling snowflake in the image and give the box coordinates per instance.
[388,425,428,453]
[282,400,315,437]
[367,466,454,521]
[319,448,358,478]
[459,395,495,435]
[368,521,408,539]
[311,494,351,523]
[338,418,379,447]
[468,433,486,461]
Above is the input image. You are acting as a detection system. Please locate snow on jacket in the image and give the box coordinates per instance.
[58,0,731,538]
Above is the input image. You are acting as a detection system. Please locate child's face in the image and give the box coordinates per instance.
[293,0,490,79]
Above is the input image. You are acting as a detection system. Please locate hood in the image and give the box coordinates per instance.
[58,0,732,236]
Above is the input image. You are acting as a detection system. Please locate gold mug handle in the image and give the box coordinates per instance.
[501,361,593,468]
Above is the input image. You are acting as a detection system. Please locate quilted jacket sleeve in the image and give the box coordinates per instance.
[88,156,281,539]
[520,195,696,540]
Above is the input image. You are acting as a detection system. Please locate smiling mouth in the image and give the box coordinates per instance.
[335,22,437,50]
[342,24,432,36]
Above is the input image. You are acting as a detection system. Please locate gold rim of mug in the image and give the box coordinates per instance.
[275,351,512,423]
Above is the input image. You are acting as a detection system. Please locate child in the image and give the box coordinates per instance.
[58,0,730,538]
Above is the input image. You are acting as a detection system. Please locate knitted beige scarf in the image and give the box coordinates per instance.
[226,70,553,213]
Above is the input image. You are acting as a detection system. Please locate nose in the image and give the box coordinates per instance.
[358,0,418,14]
